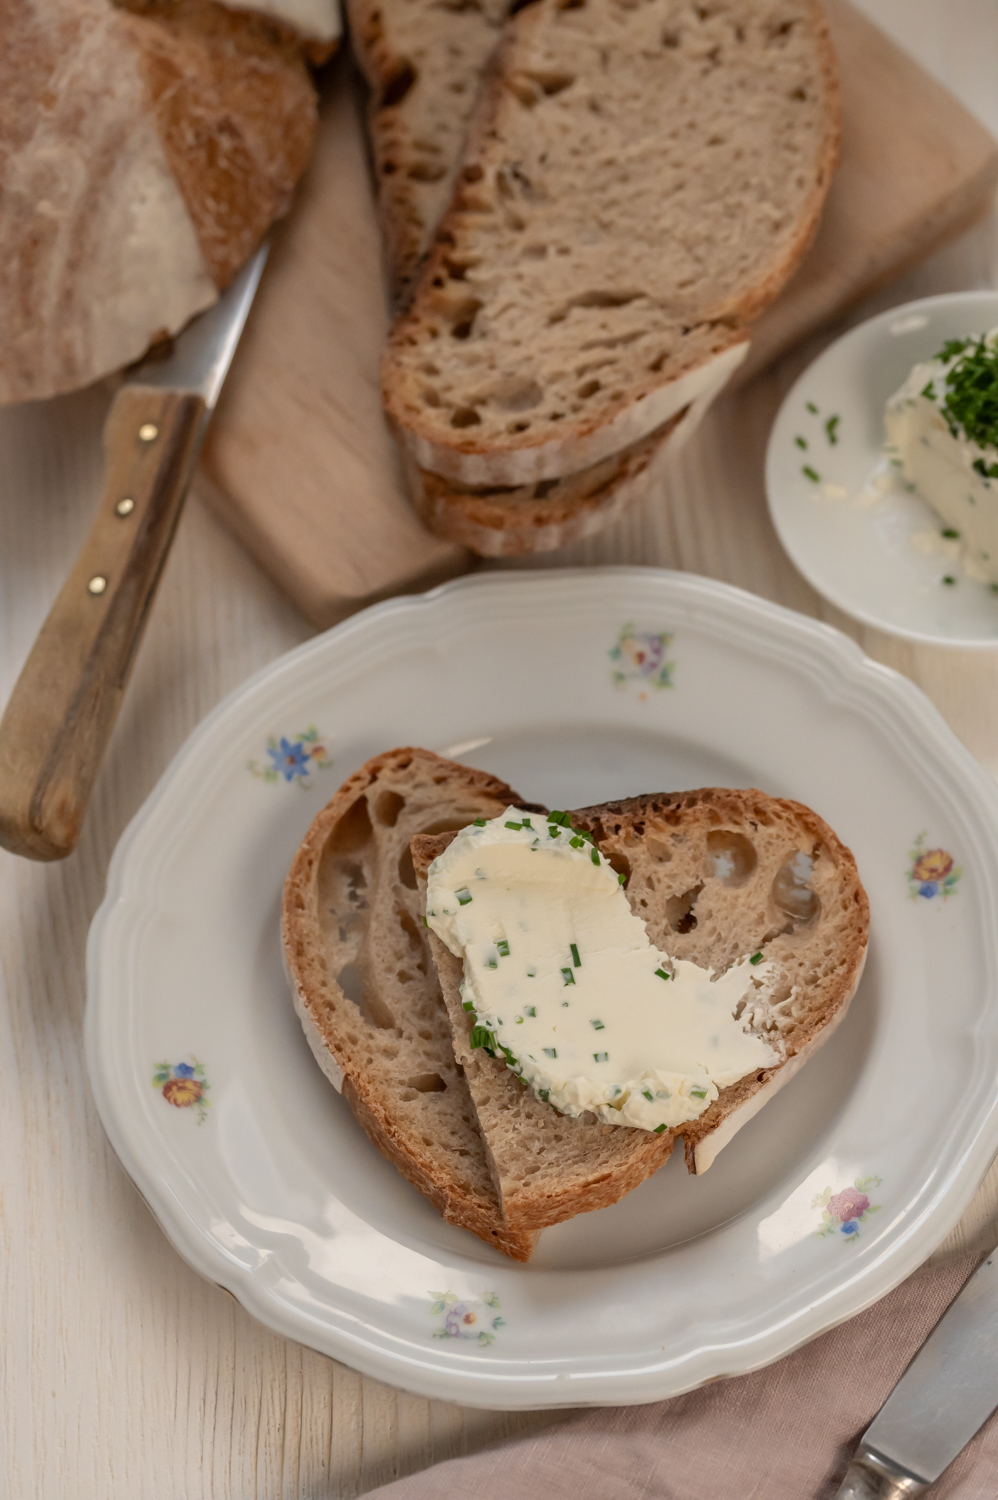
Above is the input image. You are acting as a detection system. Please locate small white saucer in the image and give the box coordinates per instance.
[766,290,998,648]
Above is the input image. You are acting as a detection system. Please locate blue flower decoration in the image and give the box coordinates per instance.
[841,1220,859,1236]
[918,882,938,898]
[268,737,310,782]
[173,1061,195,1078]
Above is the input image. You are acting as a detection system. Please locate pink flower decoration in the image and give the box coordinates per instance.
[828,1187,870,1222]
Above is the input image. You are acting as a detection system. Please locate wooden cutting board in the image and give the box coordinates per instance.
[198,0,998,628]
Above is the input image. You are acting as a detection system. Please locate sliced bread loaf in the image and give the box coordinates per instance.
[282,747,544,1259]
[382,0,839,486]
[347,0,506,305]
[412,785,867,1230]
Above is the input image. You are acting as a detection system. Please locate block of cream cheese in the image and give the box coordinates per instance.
[884,330,998,583]
[425,809,780,1133]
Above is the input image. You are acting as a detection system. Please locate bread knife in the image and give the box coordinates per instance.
[835,1251,998,1497]
[0,245,268,861]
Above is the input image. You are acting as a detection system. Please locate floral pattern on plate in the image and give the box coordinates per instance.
[812,1176,881,1241]
[153,1058,210,1124]
[907,833,962,901]
[609,624,674,691]
[430,1291,504,1346]
[249,727,333,788]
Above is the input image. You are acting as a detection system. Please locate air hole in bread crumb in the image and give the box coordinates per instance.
[662,27,680,46]
[509,421,531,433]
[398,847,418,889]
[606,849,631,885]
[525,68,576,96]
[408,160,446,182]
[374,789,405,826]
[407,1072,447,1092]
[666,883,703,933]
[491,377,542,412]
[707,830,757,886]
[772,852,820,923]
[451,407,481,428]
[381,59,417,109]
[577,379,601,398]
[337,962,364,1007]
[533,478,558,498]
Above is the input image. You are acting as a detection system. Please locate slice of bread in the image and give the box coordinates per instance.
[346,0,506,305]
[282,747,544,1260]
[401,409,683,557]
[382,0,839,487]
[412,785,867,1230]
[401,322,737,555]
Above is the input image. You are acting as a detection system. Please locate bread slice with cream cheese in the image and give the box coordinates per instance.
[412,786,867,1233]
[282,747,544,1260]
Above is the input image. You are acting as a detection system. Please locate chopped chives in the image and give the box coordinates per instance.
[521,816,532,828]
[539,1089,550,1103]
[690,1087,708,1099]
[543,1047,557,1058]
[456,887,472,905]
[806,401,818,414]
[484,957,498,969]
[593,1051,608,1063]
[590,847,600,866]
[497,938,510,957]
[524,1005,536,1017]
[825,415,840,445]
[469,1025,494,1052]
[654,1123,668,1134]
[802,465,820,483]
[473,817,486,826]
[504,820,522,830]
[561,968,575,986]
[569,835,584,849]
[943,575,957,585]
[749,952,763,965]
[591,1019,605,1030]
[462,1000,475,1012]
[422,916,428,928]
[941,527,960,539]
[515,1016,524,1024]
[655,967,671,981]
[618,871,627,885]
[549,810,570,825]
[642,1088,653,1101]
[795,435,807,450]
[921,381,936,401]
[570,943,581,967]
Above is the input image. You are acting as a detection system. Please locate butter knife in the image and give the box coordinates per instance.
[0,245,267,862]
[836,1251,998,1497]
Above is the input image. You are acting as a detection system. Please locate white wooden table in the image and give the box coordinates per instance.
[2,5,997,1492]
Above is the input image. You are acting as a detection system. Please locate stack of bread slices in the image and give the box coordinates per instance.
[349,0,840,555]
[283,748,868,1261]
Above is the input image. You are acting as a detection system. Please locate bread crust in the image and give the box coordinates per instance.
[282,747,544,1259]
[382,0,840,485]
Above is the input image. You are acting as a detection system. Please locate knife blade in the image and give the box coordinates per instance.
[0,244,268,861]
[836,1251,998,1498]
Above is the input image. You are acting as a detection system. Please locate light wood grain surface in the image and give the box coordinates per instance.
[2,4,997,1494]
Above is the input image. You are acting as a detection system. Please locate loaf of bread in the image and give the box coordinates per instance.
[282,747,544,1260]
[413,786,867,1233]
[382,0,839,489]
[0,0,338,406]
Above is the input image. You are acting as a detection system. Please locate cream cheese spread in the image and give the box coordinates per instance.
[885,330,998,585]
[216,0,341,42]
[425,809,780,1132]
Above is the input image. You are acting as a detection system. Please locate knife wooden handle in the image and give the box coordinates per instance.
[0,384,207,861]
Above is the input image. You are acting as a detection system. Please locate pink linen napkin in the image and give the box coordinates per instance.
[362,1254,998,1499]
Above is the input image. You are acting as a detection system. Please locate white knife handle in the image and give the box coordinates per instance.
[0,384,207,860]
[836,1446,928,1498]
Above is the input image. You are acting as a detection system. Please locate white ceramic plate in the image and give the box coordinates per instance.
[87,569,998,1409]
[767,290,998,647]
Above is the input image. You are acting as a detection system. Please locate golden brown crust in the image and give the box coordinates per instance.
[118,0,318,287]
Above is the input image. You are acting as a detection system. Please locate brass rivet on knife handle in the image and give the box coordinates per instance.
[0,384,207,861]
